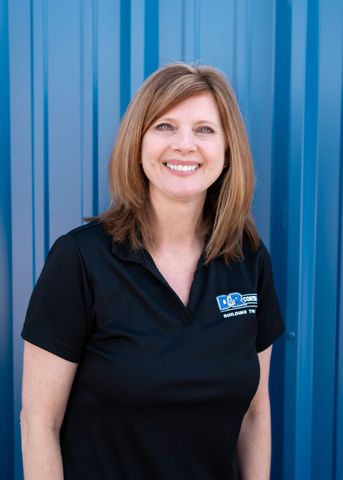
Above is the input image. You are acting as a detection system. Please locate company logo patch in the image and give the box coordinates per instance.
[216,292,258,313]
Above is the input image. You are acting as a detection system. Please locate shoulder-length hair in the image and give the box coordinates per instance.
[95,63,259,263]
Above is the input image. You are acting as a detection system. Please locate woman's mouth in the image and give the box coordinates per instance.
[164,162,200,172]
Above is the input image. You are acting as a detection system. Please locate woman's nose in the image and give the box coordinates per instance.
[170,129,196,154]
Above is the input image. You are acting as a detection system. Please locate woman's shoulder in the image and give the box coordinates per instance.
[240,239,280,294]
[48,222,113,262]
[239,234,275,275]
[64,221,112,247]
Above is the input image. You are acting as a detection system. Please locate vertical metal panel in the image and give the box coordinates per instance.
[2,0,343,478]
[313,2,343,479]
[8,0,34,477]
[158,0,183,64]
[282,0,306,477]
[120,0,131,114]
[284,1,312,479]
[246,0,275,242]
[131,0,145,95]
[144,0,159,76]
[97,0,120,212]
[80,0,97,218]
[337,141,343,480]
[31,0,47,273]
[282,2,343,480]
[47,1,83,241]
[270,3,290,476]
[0,1,14,479]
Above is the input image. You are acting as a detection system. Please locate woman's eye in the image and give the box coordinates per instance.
[196,126,214,134]
[155,123,174,131]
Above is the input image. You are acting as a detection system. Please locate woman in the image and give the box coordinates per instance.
[21,63,284,479]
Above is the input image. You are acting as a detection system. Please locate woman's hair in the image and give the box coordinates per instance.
[95,62,259,263]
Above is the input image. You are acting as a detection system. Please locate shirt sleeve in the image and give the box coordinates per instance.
[255,241,285,352]
[21,234,94,362]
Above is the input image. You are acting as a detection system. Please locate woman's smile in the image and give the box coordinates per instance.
[163,160,201,175]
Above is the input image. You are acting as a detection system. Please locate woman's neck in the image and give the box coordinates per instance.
[149,190,205,253]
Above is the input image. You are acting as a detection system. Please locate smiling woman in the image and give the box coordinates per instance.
[99,63,258,263]
[21,63,284,480]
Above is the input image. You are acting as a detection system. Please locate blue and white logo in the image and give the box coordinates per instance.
[216,292,258,312]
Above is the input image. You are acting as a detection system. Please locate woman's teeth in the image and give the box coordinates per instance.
[165,163,199,172]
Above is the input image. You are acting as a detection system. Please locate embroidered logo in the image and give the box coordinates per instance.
[216,292,258,313]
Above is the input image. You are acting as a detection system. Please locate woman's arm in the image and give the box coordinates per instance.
[21,341,78,480]
[236,346,273,480]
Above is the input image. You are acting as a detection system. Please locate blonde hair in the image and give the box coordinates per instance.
[95,63,259,263]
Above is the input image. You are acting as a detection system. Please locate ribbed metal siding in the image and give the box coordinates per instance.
[279,1,343,479]
[0,1,14,479]
[1,1,342,479]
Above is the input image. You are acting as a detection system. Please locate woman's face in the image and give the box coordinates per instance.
[141,93,226,206]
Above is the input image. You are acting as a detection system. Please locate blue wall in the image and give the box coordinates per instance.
[0,0,14,478]
[1,1,342,479]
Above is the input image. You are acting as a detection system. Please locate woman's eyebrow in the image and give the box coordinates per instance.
[155,117,175,123]
[156,117,220,127]
[194,119,220,126]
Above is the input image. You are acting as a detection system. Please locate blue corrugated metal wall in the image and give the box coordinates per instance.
[1,1,342,479]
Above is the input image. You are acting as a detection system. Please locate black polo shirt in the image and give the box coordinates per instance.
[22,222,284,480]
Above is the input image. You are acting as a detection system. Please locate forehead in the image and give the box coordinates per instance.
[158,93,221,121]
